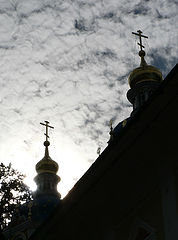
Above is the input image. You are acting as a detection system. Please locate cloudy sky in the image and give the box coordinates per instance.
[0,0,177,197]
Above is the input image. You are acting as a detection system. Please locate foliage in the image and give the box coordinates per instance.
[0,163,32,230]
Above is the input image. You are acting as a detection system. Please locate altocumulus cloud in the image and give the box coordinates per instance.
[0,0,177,196]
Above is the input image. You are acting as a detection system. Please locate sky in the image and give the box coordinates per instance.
[0,0,177,198]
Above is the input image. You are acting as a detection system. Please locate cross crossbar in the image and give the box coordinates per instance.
[132,30,148,51]
[40,121,54,141]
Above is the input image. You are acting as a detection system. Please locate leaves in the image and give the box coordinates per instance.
[0,163,33,230]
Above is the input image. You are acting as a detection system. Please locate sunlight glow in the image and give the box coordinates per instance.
[2,132,94,199]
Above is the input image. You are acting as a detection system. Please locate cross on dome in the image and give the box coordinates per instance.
[40,121,54,142]
[132,30,148,52]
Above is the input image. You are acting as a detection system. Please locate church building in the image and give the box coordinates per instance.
[3,30,178,240]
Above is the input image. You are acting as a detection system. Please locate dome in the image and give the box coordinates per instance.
[35,141,59,174]
[35,156,59,174]
[128,50,163,88]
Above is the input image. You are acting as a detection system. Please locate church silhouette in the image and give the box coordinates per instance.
[3,30,178,240]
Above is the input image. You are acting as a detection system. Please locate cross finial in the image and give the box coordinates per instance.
[109,119,113,141]
[40,121,54,142]
[132,30,148,51]
[97,147,101,156]
[109,119,113,131]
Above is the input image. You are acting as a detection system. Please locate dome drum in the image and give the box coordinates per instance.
[34,172,61,185]
[127,81,161,104]
[34,173,61,198]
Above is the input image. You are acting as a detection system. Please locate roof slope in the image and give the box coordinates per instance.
[30,63,178,240]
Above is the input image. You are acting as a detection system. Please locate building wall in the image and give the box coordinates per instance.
[108,188,163,240]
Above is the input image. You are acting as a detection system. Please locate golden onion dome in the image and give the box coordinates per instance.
[35,141,59,174]
[128,50,163,88]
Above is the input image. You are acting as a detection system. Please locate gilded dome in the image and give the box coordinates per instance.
[35,156,59,174]
[128,50,163,88]
[35,141,59,174]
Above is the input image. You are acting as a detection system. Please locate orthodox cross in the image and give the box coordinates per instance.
[40,121,54,141]
[132,30,148,51]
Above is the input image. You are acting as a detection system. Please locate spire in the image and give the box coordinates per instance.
[35,121,59,174]
[139,50,147,68]
[44,140,50,158]
[127,30,163,113]
[3,121,61,238]
[34,121,61,198]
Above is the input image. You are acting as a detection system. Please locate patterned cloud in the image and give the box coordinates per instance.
[0,0,177,197]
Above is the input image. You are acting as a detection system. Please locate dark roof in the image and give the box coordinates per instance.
[30,63,178,240]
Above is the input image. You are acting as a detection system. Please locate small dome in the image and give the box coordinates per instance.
[35,141,59,174]
[35,156,59,174]
[128,50,163,88]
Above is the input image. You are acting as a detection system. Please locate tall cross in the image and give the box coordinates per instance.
[40,121,54,141]
[132,30,148,51]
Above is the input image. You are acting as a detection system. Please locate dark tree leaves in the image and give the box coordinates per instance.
[0,163,33,230]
